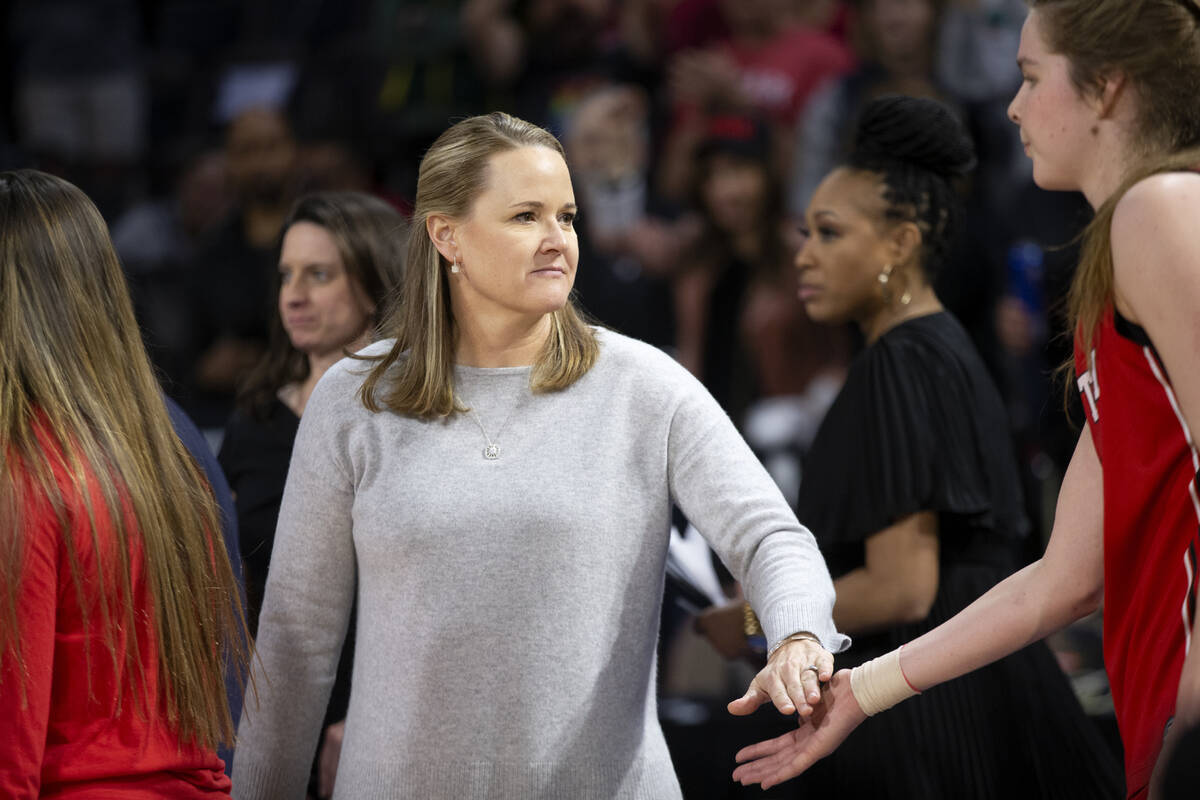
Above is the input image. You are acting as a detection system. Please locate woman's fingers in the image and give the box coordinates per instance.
[734,729,797,763]
[772,640,830,713]
[727,684,770,716]
[817,649,836,683]
[760,668,800,715]
[732,669,868,789]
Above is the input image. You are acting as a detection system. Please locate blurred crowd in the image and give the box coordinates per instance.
[0,1,1112,794]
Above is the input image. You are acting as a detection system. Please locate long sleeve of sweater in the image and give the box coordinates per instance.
[232,383,357,798]
[663,350,848,654]
[232,330,846,800]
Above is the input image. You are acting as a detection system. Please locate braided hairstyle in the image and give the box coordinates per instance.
[845,95,975,281]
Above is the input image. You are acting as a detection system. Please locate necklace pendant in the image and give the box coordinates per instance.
[483,443,500,460]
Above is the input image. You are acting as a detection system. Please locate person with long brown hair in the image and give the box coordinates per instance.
[0,169,248,797]
[218,191,406,799]
[231,112,848,799]
[731,2,1200,797]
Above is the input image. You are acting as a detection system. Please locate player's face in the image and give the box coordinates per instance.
[1007,9,1098,192]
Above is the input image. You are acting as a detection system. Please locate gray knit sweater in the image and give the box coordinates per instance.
[231,328,847,800]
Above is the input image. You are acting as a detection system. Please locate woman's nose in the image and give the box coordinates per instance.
[542,219,568,251]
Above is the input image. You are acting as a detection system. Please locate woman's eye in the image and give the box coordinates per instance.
[514,211,536,222]
[818,226,839,241]
[559,212,577,226]
[312,270,329,282]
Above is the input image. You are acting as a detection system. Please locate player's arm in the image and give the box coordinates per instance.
[734,427,1104,788]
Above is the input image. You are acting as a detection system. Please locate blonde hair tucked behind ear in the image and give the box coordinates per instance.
[360,112,598,419]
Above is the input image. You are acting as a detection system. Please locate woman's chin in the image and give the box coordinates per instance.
[1031,164,1080,194]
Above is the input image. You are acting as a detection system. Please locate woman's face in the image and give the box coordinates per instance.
[701,153,769,235]
[447,146,579,324]
[1007,9,1098,192]
[278,221,376,360]
[794,167,896,325]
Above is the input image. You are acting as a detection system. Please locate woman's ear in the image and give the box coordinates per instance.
[426,213,456,263]
[891,221,923,270]
[1090,70,1128,120]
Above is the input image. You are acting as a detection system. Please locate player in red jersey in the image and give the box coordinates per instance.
[0,171,249,798]
[729,1,1200,797]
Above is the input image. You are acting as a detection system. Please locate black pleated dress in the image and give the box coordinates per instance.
[788,312,1121,799]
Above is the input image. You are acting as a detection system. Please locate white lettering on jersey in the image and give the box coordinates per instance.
[1077,348,1100,421]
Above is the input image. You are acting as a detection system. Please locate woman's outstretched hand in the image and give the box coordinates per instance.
[728,635,833,719]
[731,668,867,789]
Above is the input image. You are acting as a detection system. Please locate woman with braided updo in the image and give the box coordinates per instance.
[734,2,1200,796]
[724,95,1121,797]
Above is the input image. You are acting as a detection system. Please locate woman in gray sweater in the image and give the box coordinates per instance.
[232,112,848,800]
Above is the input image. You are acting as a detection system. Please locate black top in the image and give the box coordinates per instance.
[798,310,1028,582]
[219,397,300,635]
[780,311,1122,798]
[219,396,353,739]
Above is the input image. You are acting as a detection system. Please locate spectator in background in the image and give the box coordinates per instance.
[789,0,1014,394]
[220,192,405,799]
[563,84,681,349]
[657,0,854,203]
[461,0,647,135]
[113,146,233,396]
[790,0,951,214]
[674,115,850,448]
[220,192,405,637]
[185,105,299,429]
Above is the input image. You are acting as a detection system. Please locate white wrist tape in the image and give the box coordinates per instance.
[849,648,919,716]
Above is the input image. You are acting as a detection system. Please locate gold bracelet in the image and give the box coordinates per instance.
[743,603,764,637]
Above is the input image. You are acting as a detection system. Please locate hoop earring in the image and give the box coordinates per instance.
[450,255,460,274]
[877,263,894,304]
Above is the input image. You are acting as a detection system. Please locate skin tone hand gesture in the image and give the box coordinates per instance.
[728,635,835,720]
[731,668,866,790]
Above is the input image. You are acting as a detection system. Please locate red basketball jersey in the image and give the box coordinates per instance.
[1075,309,1200,797]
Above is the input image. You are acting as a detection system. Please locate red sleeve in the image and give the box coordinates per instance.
[0,493,59,799]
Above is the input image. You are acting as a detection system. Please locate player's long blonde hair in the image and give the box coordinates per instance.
[0,170,248,748]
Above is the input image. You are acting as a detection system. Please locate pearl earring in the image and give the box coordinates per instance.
[877,263,893,304]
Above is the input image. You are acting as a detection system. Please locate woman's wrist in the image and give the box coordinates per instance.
[848,646,920,715]
[744,604,825,657]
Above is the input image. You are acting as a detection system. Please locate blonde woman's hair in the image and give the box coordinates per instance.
[0,170,248,749]
[1027,0,1200,363]
[360,112,599,418]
